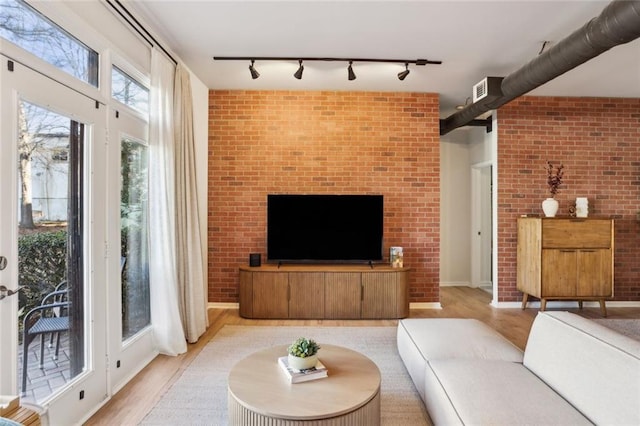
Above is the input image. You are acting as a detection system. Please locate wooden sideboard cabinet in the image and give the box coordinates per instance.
[517,217,614,316]
[239,265,410,319]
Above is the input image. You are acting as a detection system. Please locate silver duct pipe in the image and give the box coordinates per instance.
[440,0,640,135]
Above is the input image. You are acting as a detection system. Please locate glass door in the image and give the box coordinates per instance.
[0,54,107,424]
[106,106,156,391]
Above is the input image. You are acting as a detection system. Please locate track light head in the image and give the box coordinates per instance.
[249,60,260,79]
[347,61,356,81]
[294,60,304,79]
[398,63,410,81]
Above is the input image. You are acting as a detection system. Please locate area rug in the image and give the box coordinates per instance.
[593,319,640,341]
[140,325,430,425]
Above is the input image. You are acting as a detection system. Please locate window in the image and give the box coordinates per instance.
[112,66,149,114]
[121,137,150,340]
[0,0,98,86]
[16,100,86,401]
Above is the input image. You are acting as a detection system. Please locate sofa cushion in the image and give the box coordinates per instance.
[398,318,523,360]
[424,359,592,426]
[524,311,640,425]
[397,318,524,402]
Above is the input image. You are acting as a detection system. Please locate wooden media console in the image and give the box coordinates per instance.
[239,264,410,319]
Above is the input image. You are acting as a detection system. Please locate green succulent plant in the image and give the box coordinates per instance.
[287,337,320,358]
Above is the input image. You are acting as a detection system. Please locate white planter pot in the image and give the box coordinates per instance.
[542,198,559,217]
[288,354,318,370]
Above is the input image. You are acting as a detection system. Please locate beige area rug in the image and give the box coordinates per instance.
[593,318,640,341]
[140,325,429,425]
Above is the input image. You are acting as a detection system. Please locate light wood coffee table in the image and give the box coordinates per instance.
[228,344,381,425]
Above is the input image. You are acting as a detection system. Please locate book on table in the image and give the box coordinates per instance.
[278,356,328,383]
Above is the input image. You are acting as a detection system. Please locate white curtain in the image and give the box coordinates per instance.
[148,48,187,355]
[174,63,208,343]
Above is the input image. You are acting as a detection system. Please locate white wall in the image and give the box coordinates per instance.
[189,70,210,303]
[440,130,471,286]
[469,126,493,164]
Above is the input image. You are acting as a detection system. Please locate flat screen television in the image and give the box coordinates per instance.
[267,194,384,263]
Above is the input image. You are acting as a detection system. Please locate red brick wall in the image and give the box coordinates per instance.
[497,96,640,302]
[208,91,440,303]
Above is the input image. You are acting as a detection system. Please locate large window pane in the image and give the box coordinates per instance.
[0,0,98,86]
[121,137,150,340]
[112,66,149,115]
[17,100,85,402]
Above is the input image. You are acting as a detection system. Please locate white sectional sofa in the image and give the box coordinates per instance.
[397,311,640,425]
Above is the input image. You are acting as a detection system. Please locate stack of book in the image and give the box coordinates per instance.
[278,356,328,383]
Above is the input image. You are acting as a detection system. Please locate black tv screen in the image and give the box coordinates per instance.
[267,194,384,263]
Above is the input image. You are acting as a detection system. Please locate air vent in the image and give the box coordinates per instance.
[473,79,488,102]
[472,77,504,103]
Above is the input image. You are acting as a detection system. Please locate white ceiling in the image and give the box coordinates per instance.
[125,0,640,117]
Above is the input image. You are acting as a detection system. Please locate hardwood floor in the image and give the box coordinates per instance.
[84,286,640,425]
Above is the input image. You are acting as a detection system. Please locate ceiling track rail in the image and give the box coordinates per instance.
[214,57,441,65]
[105,0,177,65]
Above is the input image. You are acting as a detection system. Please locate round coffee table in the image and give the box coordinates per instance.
[228,344,381,425]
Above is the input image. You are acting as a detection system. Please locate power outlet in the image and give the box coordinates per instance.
[117,360,121,368]
[79,390,84,400]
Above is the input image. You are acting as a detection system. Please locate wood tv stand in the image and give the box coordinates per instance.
[239,264,410,319]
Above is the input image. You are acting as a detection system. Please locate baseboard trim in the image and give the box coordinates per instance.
[410,302,442,310]
[440,281,471,287]
[208,302,239,309]
[208,300,640,311]
[493,300,640,309]
[209,301,443,311]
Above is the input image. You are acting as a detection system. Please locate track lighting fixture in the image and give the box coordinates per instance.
[249,60,260,79]
[213,56,442,80]
[294,60,304,79]
[397,63,410,81]
[347,61,356,81]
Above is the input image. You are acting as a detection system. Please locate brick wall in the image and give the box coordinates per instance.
[497,96,640,302]
[208,91,441,303]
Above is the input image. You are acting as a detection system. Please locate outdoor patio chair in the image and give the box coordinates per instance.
[47,281,68,350]
[21,282,69,395]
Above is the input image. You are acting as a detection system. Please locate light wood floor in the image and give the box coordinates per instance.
[85,286,640,425]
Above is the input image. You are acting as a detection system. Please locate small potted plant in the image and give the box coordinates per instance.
[287,337,320,370]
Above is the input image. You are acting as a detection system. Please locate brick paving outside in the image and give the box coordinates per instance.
[18,332,71,403]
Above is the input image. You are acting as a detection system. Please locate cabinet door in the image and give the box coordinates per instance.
[361,273,396,319]
[577,249,613,297]
[252,272,289,318]
[324,273,361,319]
[289,272,325,319]
[239,270,253,318]
[542,249,577,297]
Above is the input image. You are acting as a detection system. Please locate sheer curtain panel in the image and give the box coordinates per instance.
[148,48,187,355]
[174,63,208,343]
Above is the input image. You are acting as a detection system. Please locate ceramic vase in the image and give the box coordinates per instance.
[575,197,589,218]
[288,354,318,370]
[542,198,559,217]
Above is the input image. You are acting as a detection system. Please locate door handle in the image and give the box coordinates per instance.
[0,285,23,301]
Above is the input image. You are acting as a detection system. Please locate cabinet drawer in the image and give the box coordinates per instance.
[542,219,611,249]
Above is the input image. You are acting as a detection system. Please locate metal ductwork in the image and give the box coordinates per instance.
[440,0,640,136]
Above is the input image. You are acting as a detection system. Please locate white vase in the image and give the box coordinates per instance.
[542,198,559,217]
[575,197,589,218]
[288,354,318,370]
